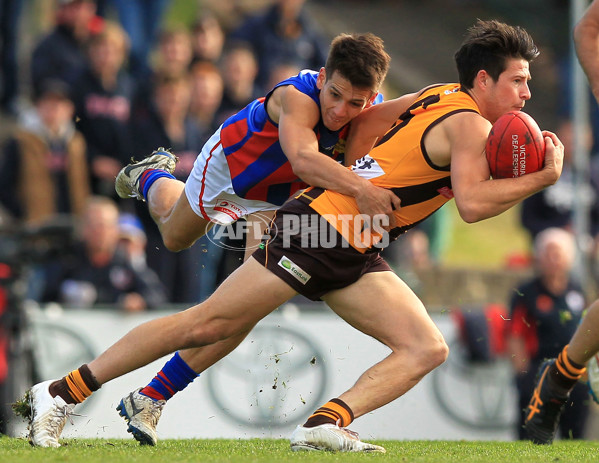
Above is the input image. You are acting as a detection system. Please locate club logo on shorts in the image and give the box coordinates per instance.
[278,256,311,284]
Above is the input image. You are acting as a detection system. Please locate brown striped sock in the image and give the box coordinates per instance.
[303,398,354,428]
[49,364,101,404]
[549,345,586,393]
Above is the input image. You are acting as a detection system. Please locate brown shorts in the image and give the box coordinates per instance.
[251,198,392,301]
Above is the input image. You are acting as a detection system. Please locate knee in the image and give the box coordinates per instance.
[431,337,449,367]
[416,335,449,373]
[162,233,191,252]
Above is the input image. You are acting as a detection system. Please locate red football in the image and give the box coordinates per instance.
[485,111,545,179]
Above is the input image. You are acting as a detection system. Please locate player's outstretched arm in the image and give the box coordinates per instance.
[574,0,599,104]
[344,91,421,166]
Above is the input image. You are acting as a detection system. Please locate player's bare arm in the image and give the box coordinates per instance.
[574,0,599,102]
[443,112,563,223]
[276,85,401,223]
[345,92,421,166]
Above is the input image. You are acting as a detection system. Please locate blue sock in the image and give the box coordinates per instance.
[138,169,176,201]
[139,351,199,401]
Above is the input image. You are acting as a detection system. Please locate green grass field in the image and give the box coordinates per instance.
[1,438,599,463]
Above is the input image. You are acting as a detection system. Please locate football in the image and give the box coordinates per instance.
[485,111,545,179]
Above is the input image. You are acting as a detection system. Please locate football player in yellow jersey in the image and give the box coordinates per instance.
[21,20,563,452]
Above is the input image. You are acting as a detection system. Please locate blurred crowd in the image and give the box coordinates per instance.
[2,2,599,303]
[0,0,330,310]
[8,0,598,313]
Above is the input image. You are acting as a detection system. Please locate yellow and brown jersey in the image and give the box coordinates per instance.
[300,83,481,253]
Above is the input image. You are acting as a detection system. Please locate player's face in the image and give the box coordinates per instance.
[317,69,374,131]
[485,58,531,123]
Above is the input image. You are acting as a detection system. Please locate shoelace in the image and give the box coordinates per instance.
[137,396,165,427]
[146,404,163,427]
[50,403,76,431]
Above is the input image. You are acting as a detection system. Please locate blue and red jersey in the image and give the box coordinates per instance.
[219,70,380,206]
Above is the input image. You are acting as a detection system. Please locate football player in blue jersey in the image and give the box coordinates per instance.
[115,32,395,262]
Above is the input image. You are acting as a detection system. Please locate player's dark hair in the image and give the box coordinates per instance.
[325,33,390,92]
[454,19,539,89]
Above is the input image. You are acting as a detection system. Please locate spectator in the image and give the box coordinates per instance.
[188,60,224,136]
[0,80,90,225]
[132,26,194,121]
[228,0,328,93]
[130,74,202,189]
[117,212,149,271]
[40,196,167,312]
[70,20,134,199]
[215,41,260,125]
[152,27,194,79]
[0,0,23,116]
[30,0,100,96]
[103,0,170,82]
[191,14,226,64]
[265,61,301,92]
[506,227,590,440]
[129,73,213,303]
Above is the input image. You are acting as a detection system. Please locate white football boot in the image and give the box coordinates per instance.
[116,388,165,446]
[289,423,386,453]
[28,380,75,448]
[115,147,178,200]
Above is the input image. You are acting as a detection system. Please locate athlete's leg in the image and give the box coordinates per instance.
[115,148,211,251]
[289,270,447,452]
[523,299,599,444]
[123,214,277,400]
[178,210,276,370]
[568,298,599,364]
[146,178,213,251]
[24,258,297,446]
[320,270,448,419]
[25,258,296,447]
[132,211,276,396]
[124,221,276,445]
[88,258,296,384]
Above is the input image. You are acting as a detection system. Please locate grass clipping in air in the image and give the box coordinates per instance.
[11,388,32,420]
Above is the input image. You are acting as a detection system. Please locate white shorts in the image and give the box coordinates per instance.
[184,128,278,224]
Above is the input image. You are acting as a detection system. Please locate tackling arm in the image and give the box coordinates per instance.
[344,92,421,166]
[278,86,401,222]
